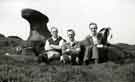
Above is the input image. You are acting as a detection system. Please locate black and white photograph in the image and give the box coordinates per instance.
[0,0,135,82]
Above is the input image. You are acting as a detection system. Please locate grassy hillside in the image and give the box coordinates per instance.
[0,42,135,82]
[0,58,135,82]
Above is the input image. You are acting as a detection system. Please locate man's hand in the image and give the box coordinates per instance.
[50,44,55,48]
[66,49,71,52]
[97,44,103,48]
[103,45,108,48]
[50,44,61,49]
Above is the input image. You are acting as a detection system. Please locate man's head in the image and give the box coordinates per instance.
[67,29,75,41]
[89,22,98,36]
[51,27,58,38]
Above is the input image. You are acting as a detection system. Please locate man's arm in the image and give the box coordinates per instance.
[62,43,71,54]
[70,42,81,54]
[50,39,65,50]
[83,35,93,46]
[70,47,81,54]
[50,45,61,50]
[45,40,53,50]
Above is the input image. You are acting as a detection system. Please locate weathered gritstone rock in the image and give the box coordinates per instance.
[21,8,51,56]
[21,8,51,41]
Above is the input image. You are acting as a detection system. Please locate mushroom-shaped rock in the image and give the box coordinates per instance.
[21,8,51,56]
[21,8,51,41]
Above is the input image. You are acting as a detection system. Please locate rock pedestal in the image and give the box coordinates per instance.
[21,8,51,56]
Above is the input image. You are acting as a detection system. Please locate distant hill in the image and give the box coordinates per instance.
[115,43,135,50]
[0,33,8,47]
[0,33,24,47]
[7,36,24,47]
[0,33,24,54]
[114,43,135,56]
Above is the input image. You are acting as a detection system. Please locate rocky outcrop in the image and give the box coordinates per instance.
[21,8,51,41]
[21,8,51,56]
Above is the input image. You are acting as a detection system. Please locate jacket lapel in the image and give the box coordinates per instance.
[86,35,94,45]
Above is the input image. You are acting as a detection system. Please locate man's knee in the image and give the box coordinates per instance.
[38,52,48,63]
[75,57,79,64]
[47,51,60,59]
[60,55,71,64]
[85,46,92,50]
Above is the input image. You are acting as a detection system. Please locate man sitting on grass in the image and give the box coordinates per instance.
[44,27,65,62]
[61,29,81,65]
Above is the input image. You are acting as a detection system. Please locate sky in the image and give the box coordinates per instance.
[0,0,135,44]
